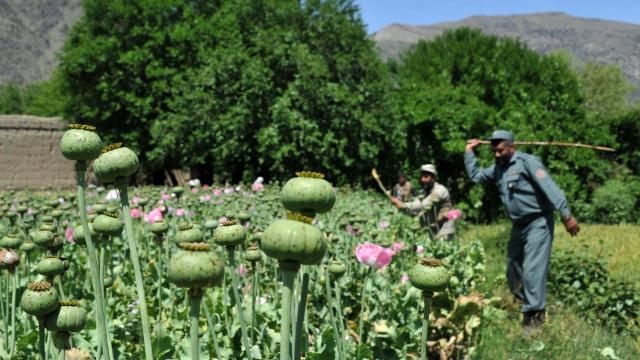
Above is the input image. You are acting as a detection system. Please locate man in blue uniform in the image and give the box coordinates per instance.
[464,130,580,333]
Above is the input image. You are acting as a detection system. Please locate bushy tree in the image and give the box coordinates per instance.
[391,28,613,217]
[59,0,401,184]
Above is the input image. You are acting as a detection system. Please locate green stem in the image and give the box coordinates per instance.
[116,179,153,360]
[38,320,46,360]
[293,271,309,360]
[156,236,163,351]
[226,248,253,359]
[9,270,17,358]
[334,277,346,352]
[251,263,258,345]
[203,297,221,360]
[99,238,106,301]
[421,294,432,360]
[358,269,371,345]
[75,162,111,360]
[324,269,343,360]
[189,289,203,360]
[280,267,297,360]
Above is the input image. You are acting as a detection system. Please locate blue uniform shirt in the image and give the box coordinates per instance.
[464,151,572,224]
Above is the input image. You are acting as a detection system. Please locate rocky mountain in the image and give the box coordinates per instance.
[373,12,640,87]
[0,0,82,84]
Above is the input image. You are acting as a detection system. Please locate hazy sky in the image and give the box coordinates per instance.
[355,0,640,33]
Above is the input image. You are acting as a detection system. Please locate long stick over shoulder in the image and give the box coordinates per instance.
[478,140,615,152]
[371,168,393,200]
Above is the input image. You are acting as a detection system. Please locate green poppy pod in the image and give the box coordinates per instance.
[261,215,326,265]
[149,220,169,234]
[281,172,336,216]
[7,211,17,220]
[237,212,251,222]
[40,215,54,223]
[92,212,123,237]
[0,233,22,249]
[40,222,56,232]
[213,221,246,248]
[30,229,55,247]
[93,144,139,183]
[103,276,113,288]
[37,257,66,277]
[72,224,96,245]
[251,231,262,243]
[20,241,36,253]
[47,199,60,208]
[174,223,203,243]
[92,204,107,214]
[203,219,219,230]
[60,203,73,211]
[59,125,102,161]
[20,281,59,318]
[0,223,6,236]
[137,198,148,206]
[408,258,450,294]
[45,301,87,332]
[168,243,224,289]
[328,260,347,277]
[51,210,64,219]
[105,205,118,213]
[244,243,262,263]
[16,205,28,214]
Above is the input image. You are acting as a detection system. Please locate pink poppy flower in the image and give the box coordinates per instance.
[200,194,212,202]
[131,196,140,205]
[65,227,74,244]
[161,193,171,201]
[416,245,425,254]
[144,208,164,224]
[213,189,222,196]
[176,208,186,217]
[237,265,248,277]
[130,208,143,219]
[223,187,234,194]
[191,188,198,194]
[218,216,228,224]
[400,273,409,284]
[378,220,390,230]
[355,242,395,269]
[251,182,264,191]
[392,242,404,253]
[447,209,462,221]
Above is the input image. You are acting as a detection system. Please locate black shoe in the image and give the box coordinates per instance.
[522,310,545,337]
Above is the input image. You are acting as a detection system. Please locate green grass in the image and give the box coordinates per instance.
[460,223,640,359]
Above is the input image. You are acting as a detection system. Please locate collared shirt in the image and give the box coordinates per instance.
[464,151,571,223]
[403,182,452,215]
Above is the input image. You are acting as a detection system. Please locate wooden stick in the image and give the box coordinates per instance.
[371,168,393,200]
[478,140,615,152]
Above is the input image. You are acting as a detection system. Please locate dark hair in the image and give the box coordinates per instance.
[491,139,513,147]
[398,171,406,178]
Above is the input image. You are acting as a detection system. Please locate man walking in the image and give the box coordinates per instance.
[464,130,580,333]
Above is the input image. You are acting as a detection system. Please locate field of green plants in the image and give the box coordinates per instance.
[1,177,638,359]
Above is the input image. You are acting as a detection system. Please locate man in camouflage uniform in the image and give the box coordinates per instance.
[391,164,452,235]
[464,130,580,334]
[391,171,416,202]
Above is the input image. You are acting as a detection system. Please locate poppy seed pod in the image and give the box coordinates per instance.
[328,260,347,277]
[92,212,123,237]
[30,228,55,247]
[60,124,102,161]
[36,256,65,278]
[0,248,20,270]
[149,220,169,234]
[168,243,224,289]
[174,222,203,243]
[45,301,87,333]
[244,243,262,263]
[281,171,336,217]
[213,220,246,248]
[93,143,140,183]
[409,258,450,294]
[72,224,96,246]
[20,240,36,253]
[0,232,22,249]
[261,214,326,266]
[20,280,59,318]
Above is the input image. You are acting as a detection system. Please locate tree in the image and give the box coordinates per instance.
[58,0,401,184]
[578,61,634,122]
[391,28,612,217]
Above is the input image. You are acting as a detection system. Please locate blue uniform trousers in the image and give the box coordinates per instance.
[507,214,554,313]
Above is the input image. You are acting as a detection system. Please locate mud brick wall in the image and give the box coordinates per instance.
[0,115,76,188]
